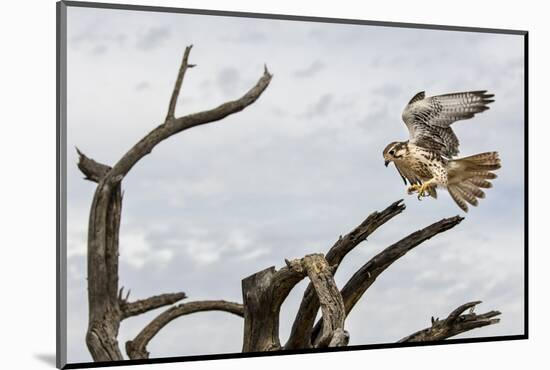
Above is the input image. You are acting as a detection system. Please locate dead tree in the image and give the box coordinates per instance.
[77,45,501,362]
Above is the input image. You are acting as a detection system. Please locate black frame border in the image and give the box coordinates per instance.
[56,1,529,369]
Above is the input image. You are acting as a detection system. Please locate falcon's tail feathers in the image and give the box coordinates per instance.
[447,185,469,212]
[454,151,501,172]
[447,151,501,212]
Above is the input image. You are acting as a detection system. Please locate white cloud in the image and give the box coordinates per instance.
[183,237,223,265]
[120,229,174,269]
[178,229,266,266]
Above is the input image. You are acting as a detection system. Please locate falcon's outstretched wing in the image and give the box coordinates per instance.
[402,90,494,158]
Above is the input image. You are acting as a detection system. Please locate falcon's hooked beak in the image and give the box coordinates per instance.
[384,160,390,167]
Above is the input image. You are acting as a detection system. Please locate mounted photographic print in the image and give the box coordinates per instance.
[56,1,528,368]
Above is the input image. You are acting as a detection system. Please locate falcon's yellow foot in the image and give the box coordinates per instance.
[417,180,436,200]
[408,181,436,200]
[407,184,422,195]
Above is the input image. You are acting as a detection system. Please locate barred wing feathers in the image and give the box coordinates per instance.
[402,90,494,158]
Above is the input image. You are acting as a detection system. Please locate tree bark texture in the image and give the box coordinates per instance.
[77,46,501,362]
[398,301,501,342]
[286,200,406,349]
[127,300,244,359]
[79,46,272,362]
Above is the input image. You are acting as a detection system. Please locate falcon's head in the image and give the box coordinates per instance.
[383,141,407,167]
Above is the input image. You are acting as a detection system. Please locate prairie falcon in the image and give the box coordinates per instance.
[382,90,501,212]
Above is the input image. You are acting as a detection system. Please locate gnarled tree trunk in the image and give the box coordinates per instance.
[77,45,500,362]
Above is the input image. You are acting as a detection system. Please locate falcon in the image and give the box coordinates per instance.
[382,90,501,212]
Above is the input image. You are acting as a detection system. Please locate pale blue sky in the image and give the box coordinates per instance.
[65,6,525,363]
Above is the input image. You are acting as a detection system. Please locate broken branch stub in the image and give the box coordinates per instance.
[398,301,501,342]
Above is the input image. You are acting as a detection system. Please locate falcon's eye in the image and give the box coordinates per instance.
[389,150,395,155]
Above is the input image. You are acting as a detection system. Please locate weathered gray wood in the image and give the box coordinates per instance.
[165,45,195,122]
[310,216,464,344]
[77,43,502,361]
[85,181,123,361]
[120,292,187,320]
[242,254,348,352]
[105,65,272,186]
[398,301,501,342]
[286,200,406,349]
[76,147,111,183]
[78,45,272,362]
[300,254,347,348]
[328,329,350,347]
[242,263,307,352]
[126,300,244,359]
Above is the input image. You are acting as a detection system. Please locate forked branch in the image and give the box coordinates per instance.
[82,44,272,362]
[80,41,502,362]
[398,301,501,342]
[242,253,346,352]
[286,200,406,349]
[340,216,464,314]
[76,147,111,183]
[105,62,272,185]
[310,215,464,344]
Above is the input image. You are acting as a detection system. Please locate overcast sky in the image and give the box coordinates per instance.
[65,6,525,364]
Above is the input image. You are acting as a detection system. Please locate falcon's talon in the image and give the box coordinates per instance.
[412,180,435,199]
[407,182,433,199]
[407,184,421,195]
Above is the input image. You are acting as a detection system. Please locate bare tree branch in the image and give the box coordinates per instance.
[120,292,187,320]
[165,45,195,122]
[105,64,272,186]
[300,254,347,348]
[286,200,406,349]
[83,45,272,362]
[326,200,407,266]
[78,42,502,361]
[126,300,244,359]
[340,216,464,313]
[398,301,501,342]
[242,253,349,352]
[311,215,464,344]
[76,147,111,183]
